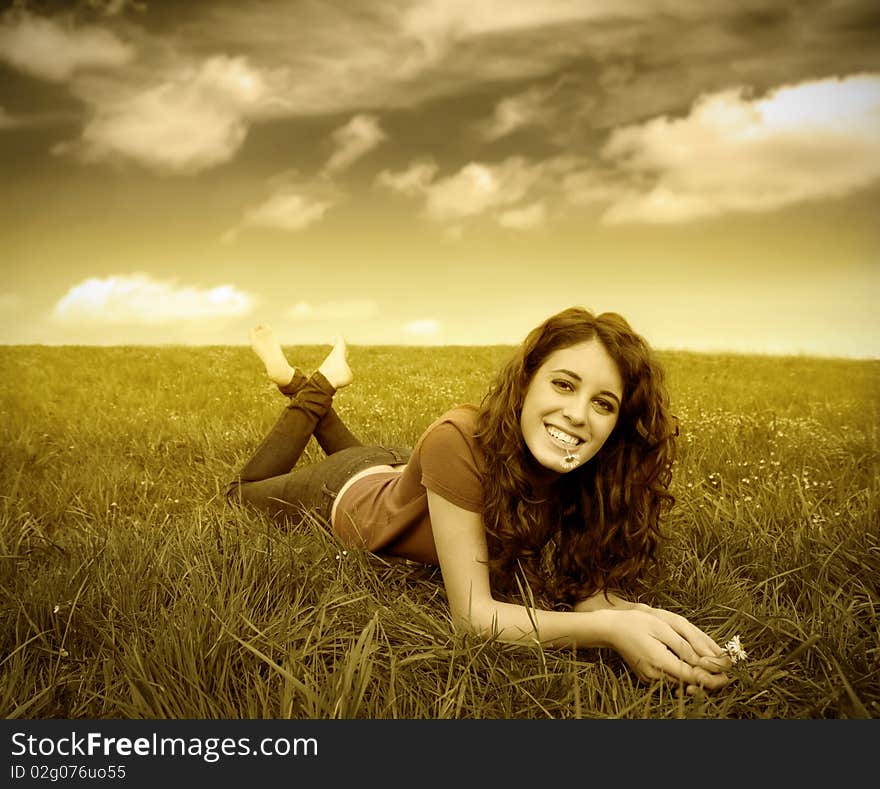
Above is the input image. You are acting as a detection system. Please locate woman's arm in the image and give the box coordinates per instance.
[573,590,642,612]
[427,490,731,690]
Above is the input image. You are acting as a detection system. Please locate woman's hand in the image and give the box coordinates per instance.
[606,605,732,693]
[643,605,732,673]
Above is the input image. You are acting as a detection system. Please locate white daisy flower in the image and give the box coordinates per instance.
[723,634,748,664]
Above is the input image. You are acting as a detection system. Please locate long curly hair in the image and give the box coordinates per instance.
[475,306,678,608]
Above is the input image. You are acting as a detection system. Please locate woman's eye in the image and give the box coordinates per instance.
[552,379,574,392]
[593,399,615,413]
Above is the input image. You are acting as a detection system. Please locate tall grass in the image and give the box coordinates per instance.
[1,344,877,719]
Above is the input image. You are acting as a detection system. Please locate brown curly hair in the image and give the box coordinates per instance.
[475,306,678,608]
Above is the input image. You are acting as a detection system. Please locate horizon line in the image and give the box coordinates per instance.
[1,341,876,362]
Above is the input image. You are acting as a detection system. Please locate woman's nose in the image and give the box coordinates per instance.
[563,398,588,426]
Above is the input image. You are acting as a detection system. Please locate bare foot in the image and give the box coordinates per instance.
[317,335,352,389]
[249,324,297,386]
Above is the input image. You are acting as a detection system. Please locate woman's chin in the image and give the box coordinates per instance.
[529,449,574,476]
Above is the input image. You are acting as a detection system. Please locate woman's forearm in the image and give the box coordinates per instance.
[572,590,645,612]
[462,598,619,649]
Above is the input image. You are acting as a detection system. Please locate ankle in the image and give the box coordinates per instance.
[311,370,337,395]
[277,369,305,395]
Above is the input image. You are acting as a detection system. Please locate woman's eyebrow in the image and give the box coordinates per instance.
[551,369,621,404]
[550,367,581,380]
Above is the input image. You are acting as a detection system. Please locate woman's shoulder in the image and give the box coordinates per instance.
[415,404,481,454]
[436,403,479,430]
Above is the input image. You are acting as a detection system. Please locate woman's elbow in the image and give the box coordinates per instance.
[449,600,505,640]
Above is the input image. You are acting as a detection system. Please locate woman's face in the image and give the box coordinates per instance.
[519,338,623,474]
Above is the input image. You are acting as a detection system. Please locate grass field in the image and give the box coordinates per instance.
[1,343,877,719]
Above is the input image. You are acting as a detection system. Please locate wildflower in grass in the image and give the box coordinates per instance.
[722,635,748,664]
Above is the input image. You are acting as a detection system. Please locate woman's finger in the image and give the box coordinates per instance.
[697,653,732,672]
[665,655,730,689]
[664,613,725,657]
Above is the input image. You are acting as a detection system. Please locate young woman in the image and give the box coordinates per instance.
[227,307,731,693]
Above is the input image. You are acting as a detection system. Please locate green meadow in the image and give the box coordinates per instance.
[1,344,877,719]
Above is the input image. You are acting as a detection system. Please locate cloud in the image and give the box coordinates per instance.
[499,201,547,229]
[378,156,559,229]
[401,0,640,41]
[151,0,663,127]
[598,73,880,224]
[285,300,379,321]
[375,159,439,196]
[0,10,134,82]
[402,318,441,338]
[477,84,554,141]
[224,176,341,239]
[238,191,334,233]
[422,159,542,221]
[382,157,546,222]
[51,274,254,324]
[322,114,387,176]
[90,1,145,18]
[560,167,629,207]
[54,55,271,174]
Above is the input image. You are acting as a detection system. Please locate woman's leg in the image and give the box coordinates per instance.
[227,331,352,503]
[233,371,338,486]
[228,328,410,526]
[251,324,361,454]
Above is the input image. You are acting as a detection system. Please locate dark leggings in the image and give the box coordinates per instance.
[226,371,409,524]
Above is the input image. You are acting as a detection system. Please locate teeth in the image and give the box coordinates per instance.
[546,425,580,446]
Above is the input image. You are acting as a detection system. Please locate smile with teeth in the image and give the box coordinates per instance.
[546,425,583,450]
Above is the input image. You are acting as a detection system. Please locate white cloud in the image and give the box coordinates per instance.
[90,1,142,18]
[0,11,134,82]
[599,73,880,224]
[54,55,270,174]
[499,201,547,229]
[422,158,543,221]
[561,168,629,206]
[478,85,550,141]
[51,274,254,324]
[322,114,387,176]
[402,318,441,337]
[376,160,439,196]
[285,300,379,321]
[225,177,340,240]
[378,157,555,228]
[240,191,334,234]
[401,0,635,40]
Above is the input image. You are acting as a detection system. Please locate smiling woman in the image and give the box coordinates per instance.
[226,306,733,693]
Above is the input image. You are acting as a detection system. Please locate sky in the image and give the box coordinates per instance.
[1,0,878,357]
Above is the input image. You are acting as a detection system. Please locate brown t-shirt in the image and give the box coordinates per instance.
[332,405,485,564]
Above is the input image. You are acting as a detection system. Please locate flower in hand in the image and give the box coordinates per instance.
[722,634,748,664]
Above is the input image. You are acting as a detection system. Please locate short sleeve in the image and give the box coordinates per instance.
[419,420,484,513]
